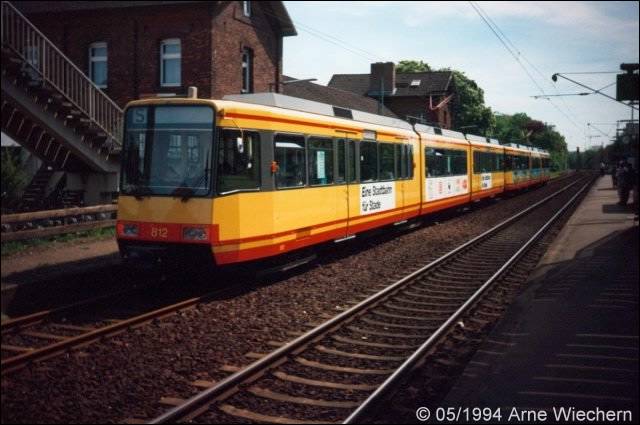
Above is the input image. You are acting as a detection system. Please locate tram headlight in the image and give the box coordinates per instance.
[122,223,139,237]
[182,226,208,241]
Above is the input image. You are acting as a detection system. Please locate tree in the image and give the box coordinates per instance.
[448,69,495,136]
[492,112,568,170]
[396,60,431,73]
[396,60,494,135]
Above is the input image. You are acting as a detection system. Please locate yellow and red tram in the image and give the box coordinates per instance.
[116,93,550,266]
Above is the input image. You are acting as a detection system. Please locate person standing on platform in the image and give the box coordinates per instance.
[617,161,633,206]
[611,162,619,188]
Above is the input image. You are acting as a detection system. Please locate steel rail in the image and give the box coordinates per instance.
[148,174,588,424]
[343,177,593,423]
[1,284,238,375]
[1,281,152,334]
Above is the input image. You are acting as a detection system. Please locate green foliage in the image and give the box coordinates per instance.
[491,113,568,170]
[449,70,495,136]
[396,60,494,135]
[396,60,431,73]
[394,59,569,169]
[1,149,28,209]
[1,226,116,257]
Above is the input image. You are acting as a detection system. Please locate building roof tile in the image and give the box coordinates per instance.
[282,76,398,117]
[328,71,453,97]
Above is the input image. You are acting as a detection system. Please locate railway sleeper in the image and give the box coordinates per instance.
[331,334,417,349]
[315,345,406,362]
[359,317,437,331]
[346,325,430,339]
[272,370,378,391]
[402,289,469,300]
[295,357,395,375]
[219,404,326,425]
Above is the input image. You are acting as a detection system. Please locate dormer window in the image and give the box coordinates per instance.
[242,1,251,17]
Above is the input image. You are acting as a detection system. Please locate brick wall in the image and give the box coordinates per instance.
[25,2,283,108]
[211,2,281,98]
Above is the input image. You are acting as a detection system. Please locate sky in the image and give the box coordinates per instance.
[282,1,639,151]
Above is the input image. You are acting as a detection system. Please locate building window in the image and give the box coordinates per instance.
[89,42,107,88]
[242,1,251,17]
[160,39,181,87]
[241,48,253,93]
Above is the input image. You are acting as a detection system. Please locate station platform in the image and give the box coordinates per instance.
[441,176,639,421]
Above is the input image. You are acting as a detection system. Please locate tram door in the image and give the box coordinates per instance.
[343,138,358,238]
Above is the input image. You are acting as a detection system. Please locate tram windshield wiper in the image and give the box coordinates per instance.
[129,184,153,200]
[171,186,196,201]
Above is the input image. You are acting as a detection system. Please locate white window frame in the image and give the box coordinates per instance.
[241,48,252,94]
[160,38,181,87]
[243,1,251,17]
[89,41,108,89]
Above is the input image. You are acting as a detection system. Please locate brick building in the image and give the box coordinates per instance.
[15,1,297,108]
[328,62,455,129]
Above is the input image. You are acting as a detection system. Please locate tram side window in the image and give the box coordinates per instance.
[508,155,528,170]
[308,137,334,185]
[360,141,378,182]
[496,153,504,170]
[217,130,260,193]
[426,148,467,177]
[408,145,414,179]
[399,145,408,179]
[505,155,513,171]
[275,134,306,188]
[336,139,357,183]
[347,140,357,183]
[379,143,396,180]
[336,139,346,184]
[473,151,501,173]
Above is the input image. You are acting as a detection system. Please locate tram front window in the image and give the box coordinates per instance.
[121,105,214,198]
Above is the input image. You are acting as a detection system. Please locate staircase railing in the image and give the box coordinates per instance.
[1,1,123,152]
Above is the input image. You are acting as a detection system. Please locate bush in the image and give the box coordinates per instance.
[1,149,28,210]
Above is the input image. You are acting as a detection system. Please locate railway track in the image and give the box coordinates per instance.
[0,278,241,376]
[146,174,594,424]
[1,174,578,378]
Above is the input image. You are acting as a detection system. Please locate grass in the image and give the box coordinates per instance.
[1,226,115,257]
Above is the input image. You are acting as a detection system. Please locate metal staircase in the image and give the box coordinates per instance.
[19,163,55,210]
[1,0,122,176]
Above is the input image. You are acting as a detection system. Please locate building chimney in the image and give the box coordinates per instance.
[369,62,395,95]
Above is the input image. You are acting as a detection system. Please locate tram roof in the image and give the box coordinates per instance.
[223,93,414,132]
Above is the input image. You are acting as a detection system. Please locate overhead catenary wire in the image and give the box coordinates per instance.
[259,7,387,63]
[469,1,584,135]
